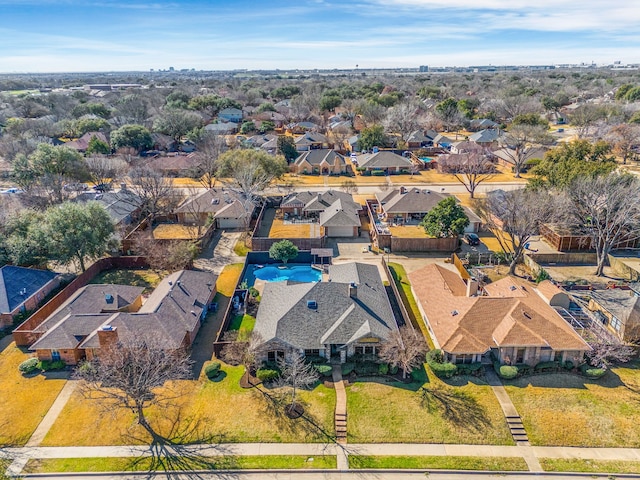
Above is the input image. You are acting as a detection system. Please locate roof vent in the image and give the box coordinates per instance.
[211,198,220,205]
[101,325,113,331]
[307,300,317,309]
[105,294,114,304]
[509,285,517,291]
[451,310,459,316]
[523,311,532,319]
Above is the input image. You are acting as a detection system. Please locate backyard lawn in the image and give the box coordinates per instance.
[388,225,430,238]
[152,224,200,240]
[268,217,313,238]
[43,364,335,446]
[504,362,640,447]
[216,263,244,297]
[89,268,164,293]
[228,314,256,340]
[0,344,67,446]
[346,367,513,445]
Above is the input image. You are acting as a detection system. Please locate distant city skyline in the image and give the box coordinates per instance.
[0,0,638,73]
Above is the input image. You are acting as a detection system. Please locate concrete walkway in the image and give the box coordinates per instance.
[26,380,76,447]
[331,365,349,470]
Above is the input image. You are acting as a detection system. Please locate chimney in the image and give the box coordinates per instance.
[349,282,358,299]
[120,183,127,191]
[400,186,407,194]
[97,325,118,350]
[466,279,478,297]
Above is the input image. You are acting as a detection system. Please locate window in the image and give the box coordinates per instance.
[355,346,364,355]
[364,346,376,355]
[304,349,320,357]
[515,348,525,363]
[455,354,473,364]
[51,350,61,361]
[267,351,284,362]
[611,316,622,332]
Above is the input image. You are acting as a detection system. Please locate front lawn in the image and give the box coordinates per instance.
[504,363,640,447]
[0,344,67,446]
[346,367,512,445]
[540,458,640,474]
[24,455,336,473]
[350,455,528,471]
[43,363,335,446]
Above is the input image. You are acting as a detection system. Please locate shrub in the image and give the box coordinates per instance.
[534,361,559,372]
[38,360,66,371]
[580,364,606,379]
[426,349,457,378]
[314,364,333,377]
[514,363,531,376]
[305,355,327,365]
[378,363,389,375]
[563,360,574,371]
[371,170,385,176]
[248,287,259,298]
[456,362,484,376]
[498,365,518,379]
[256,368,280,383]
[355,362,380,376]
[19,358,39,374]
[389,364,399,375]
[204,362,221,379]
[341,362,355,376]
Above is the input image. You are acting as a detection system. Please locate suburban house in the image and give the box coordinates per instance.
[436,153,495,174]
[64,132,109,153]
[291,149,347,175]
[75,189,143,229]
[469,119,499,131]
[280,190,362,237]
[295,132,331,151]
[253,262,397,363]
[409,263,590,365]
[254,111,286,129]
[244,134,276,148]
[347,135,361,152]
[406,130,437,148]
[433,134,453,149]
[450,141,486,155]
[0,266,61,329]
[26,270,217,365]
[374,187,481,232]
[588,289,640,342]
[175,188,256,229]
[358,151,412,174]
[218,107,243,123]
[204,122,238,135]
[469,129,503,147]
[144,153,203,177]
[492,146,547,171]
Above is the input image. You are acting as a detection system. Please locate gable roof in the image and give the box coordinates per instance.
[294,149,345,167]
[408,263,590,355]
[75,190,142,225]
[0,266,58,314]
[254,262,396,349]
[64,132,108,152]
[492,147,547,165]
[590,289,640,327]
[359,151,412,169]
[282,190,359,212]
[176,188,255,219]
[375,187,449,214]
[470,129,502,143]
[295,132,328,146]
[319,199,361,228]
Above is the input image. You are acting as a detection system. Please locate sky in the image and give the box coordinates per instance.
[0,0,639,72]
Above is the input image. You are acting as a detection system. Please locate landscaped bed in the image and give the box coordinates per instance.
[0,344,67,446]
[346,367,513,445]
[23,455,337,473]
[504,362,640,447]
[349,455,528,471]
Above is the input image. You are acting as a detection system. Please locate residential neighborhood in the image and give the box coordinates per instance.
[3,59,640,478]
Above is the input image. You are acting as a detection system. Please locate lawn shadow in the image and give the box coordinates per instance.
[501,370,626,390]
[419,385,491,433]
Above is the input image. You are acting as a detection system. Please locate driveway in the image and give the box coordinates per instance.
[194,230,244,274]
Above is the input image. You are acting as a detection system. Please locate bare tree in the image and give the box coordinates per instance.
[356,100,386,128]
[132,233,198,274]
[74,334,192,443]
[378,325,427,379]
[566,173,640,276]
[441,152,495,199]
[196,132,226,189]
[276,351,319,417]
[608,123,639,165]
[220,331,265,375]
[570,104,610,139]
[586,342,635,370]
[128,166,181,220]
[383,102,424,147]
[86,155,128,187]
[477,189,557,275]
[498,124,553,178]
[340,179,358,194]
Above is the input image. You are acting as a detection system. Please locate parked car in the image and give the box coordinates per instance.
[93,183,112,192]
[464,233,480,246]
[0,187,24,194]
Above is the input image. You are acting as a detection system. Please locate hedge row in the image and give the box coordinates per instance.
[426,349,484,378]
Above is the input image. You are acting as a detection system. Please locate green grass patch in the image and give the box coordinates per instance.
[504,361,640,447]
[387,262,434,349]
[228,314,256,340]
[24,455,336,473]
[346,366,513,445]
[350,455,528,471]
[233,237,251,256]
[540,458,640,474]
[89,268,164,293]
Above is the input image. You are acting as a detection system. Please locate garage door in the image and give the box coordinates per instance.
[217,218,241,229]
[327,226,355,237]
[464,222,479,233]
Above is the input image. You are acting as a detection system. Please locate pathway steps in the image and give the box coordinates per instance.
[331,365,349,470]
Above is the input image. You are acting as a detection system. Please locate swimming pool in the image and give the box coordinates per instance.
[244,264,322,286]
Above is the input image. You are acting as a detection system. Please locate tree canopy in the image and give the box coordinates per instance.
[110,124,153,152]
[269,240,299,264]
[421,197,469,238]
[359,125,387,151]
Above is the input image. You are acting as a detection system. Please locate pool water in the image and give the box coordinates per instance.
[244,264,322,286]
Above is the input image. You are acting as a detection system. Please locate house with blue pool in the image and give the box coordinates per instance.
[253,262,398,363]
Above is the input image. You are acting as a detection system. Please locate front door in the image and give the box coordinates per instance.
[330,344,345,361]
[51,350,61,362]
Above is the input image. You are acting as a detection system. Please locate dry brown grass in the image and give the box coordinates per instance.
[388,225,431,238]
[504,363,640,447]
[0,344,67,445]
[268,217,312,238]
[152,224,200,240]
[216,263,244,297]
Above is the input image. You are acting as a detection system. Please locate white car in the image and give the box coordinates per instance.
[0,187,24,194]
